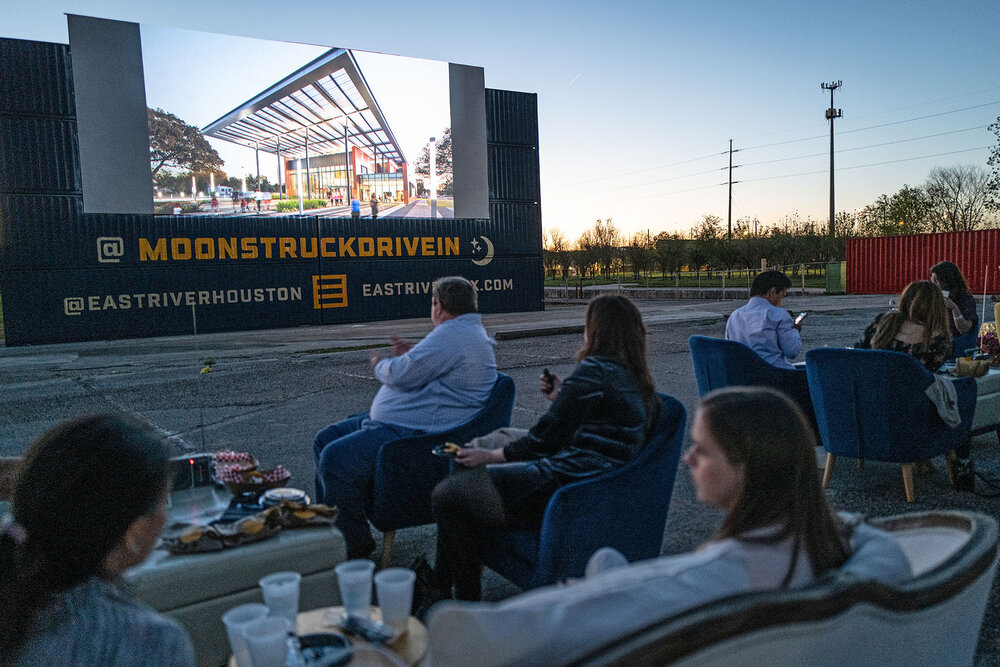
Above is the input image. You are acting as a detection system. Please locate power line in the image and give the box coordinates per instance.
[546,150,725,190]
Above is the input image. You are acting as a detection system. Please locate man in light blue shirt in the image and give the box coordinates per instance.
[725,271,803,369]
[313,276,497,558]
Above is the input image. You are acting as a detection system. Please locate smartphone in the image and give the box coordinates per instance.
[794,312,808,325]
[542,368,554,384]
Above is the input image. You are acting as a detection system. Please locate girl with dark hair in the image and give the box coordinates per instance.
[855,280,952,372]
[931,260,978,337]
[688,387,854,585]
[0,414,194,666]
[429,295,658,601]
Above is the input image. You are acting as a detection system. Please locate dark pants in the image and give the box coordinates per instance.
[431,463,557,600]
[313,415,420,556]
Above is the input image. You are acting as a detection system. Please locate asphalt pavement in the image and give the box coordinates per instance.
[1,291,998,663]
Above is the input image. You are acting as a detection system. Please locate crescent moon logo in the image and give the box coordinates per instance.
[471,235,494,266]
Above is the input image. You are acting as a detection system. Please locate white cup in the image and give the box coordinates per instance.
[375,567,416,634]
[242,615,292,667]
[259,571,302,630]
[222,603,269,667]
[335,559,375,618]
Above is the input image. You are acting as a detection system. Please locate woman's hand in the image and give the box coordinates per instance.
[943,298,973,334]
[454,447,505,468]
[540,370,561,401]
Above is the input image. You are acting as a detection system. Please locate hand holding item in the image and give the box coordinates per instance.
[391,334,413,356]
[540,368,561,401]
[368,348,385,369]
[455,447,505,468]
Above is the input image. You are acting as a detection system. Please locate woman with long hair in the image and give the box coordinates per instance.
[0,415,194,666]
[930,260,978,338]
[855,280,952,372]
[430,295,658,601]
[423,387,910,666]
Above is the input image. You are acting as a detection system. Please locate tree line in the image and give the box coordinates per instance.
[545,162,1000,281]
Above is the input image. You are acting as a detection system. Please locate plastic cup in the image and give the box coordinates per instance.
[242,615,292,667]
[259,571,302,630]
[335,559,375,618]
[222,603,269,667]
[374,568,416,634]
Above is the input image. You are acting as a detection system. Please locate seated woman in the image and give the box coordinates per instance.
[424,387,911,666]
[855,280,951,372]
[931,260,978,339]
[0,414,195,666]
[430,294,658,601]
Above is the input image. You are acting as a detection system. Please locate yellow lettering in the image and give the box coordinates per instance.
[195,238,214,260]
[300,238,318,258]
[320,238,337,257]
[279,237,296,258]
[219,237,238,259]
[241,237,259,259]
[445,237,459,255]
[421,237,434,255]
[339,237,357,257]
[377,237,393,256]
[259,237,276,258]
[358,237,374,257]
[139,238,166,261]
[402,237,419,256]
[171,238,192,260]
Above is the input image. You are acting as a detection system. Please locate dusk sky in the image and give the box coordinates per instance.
[3,0,999,241]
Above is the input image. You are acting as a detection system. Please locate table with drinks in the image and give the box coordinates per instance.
[225,559,425,666]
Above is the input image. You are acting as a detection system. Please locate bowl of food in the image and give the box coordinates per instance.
[218,465,291,496]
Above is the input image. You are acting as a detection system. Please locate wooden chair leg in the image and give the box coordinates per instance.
[381,530,395,570]
[822,454,836,489]
[857,458,864,470]
[946,450,958,487]
[901,463,915,502]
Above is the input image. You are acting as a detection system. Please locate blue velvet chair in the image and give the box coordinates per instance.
[478,393,686,590]
[369,373,515,567]
[688,335,816,431]
[950,327,980,361]
[805,348,977,502]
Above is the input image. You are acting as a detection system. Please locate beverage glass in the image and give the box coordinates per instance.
[222,602,269,667]
[335,559,375,618]
[242,615,292,667]
[375,567,416,634]
[259,571,302,630]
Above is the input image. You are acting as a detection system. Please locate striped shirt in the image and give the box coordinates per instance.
[15,577,194,667]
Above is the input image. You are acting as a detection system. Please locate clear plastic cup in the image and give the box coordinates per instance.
[375,568,416,634]
[259,571,302,630]
[335,559,375,618]
[242,615,292,667]
[222,602,269,667]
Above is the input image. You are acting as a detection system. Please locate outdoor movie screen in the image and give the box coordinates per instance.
[140,24,456,220]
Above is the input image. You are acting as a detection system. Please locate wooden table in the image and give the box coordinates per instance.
[230,606,427,666]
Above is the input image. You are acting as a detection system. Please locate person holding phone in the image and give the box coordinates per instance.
[726,270,803,369]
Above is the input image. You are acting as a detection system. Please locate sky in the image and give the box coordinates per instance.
[3,0,999,240]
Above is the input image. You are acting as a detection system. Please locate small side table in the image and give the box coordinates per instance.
[230,606,427,666]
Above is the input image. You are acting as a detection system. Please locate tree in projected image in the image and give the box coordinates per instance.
[148,107,224,179]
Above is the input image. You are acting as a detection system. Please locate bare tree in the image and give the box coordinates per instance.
[925,165,993,231]
[624,232,653,279]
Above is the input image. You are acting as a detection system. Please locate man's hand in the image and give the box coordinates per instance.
[391,334,413,357]
[369,348,386,370]
[455,447,505,468]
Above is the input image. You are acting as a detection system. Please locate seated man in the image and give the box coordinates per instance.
[313,276,497,559]
[726,270,802,369]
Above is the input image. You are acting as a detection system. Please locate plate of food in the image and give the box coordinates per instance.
[432,442,463,458]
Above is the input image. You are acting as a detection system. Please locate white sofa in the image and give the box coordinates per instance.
[425,511,998,667]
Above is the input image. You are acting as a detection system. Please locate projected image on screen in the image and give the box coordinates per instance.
[140,25,453,219]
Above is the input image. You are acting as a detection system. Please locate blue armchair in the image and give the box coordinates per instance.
[949,327,980,361]
[688,335,816,431]
[805,348,977,502]
[478,393,686,590]
[369,373,515,567]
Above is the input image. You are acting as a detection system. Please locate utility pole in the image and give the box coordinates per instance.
[727,139,734,239]
[821,80,842,238]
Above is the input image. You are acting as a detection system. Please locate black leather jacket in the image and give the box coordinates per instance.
[503,356,651,481]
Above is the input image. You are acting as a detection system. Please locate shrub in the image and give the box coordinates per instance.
[275,198,328,212]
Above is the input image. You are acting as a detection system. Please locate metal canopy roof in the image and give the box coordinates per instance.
[202,48,407,167]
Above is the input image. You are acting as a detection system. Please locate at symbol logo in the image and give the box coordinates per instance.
[97,237,124,263]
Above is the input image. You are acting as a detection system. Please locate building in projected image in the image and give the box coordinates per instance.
[202,48,411,205]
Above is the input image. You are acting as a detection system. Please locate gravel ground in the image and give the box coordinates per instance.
[1,293,997,662]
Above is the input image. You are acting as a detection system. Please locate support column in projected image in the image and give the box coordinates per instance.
[429,135,437,219]
[202,47,410,218]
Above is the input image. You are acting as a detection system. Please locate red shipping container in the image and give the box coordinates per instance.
[846,230,1000,296]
